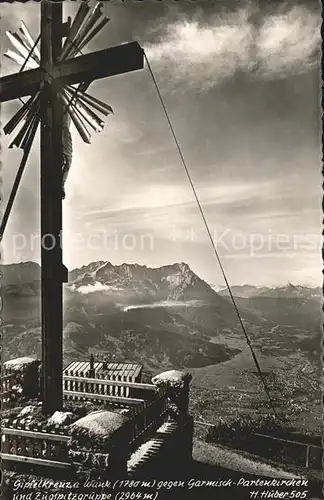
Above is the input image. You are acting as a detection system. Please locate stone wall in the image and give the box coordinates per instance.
[2,359,194,478]
[3,357,41,400]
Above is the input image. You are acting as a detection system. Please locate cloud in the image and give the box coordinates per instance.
[70,282,123,294]
[145,5,320,91]
[134,144,173,157]
[122,300,204,312]
[257,6,320,77]
[83,179,275,220]
[74,179,287,248]
[100,115,144,145]
[145,9,253,92]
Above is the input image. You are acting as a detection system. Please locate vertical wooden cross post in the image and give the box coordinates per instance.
[0,1,144,414]
[40,1,65,414]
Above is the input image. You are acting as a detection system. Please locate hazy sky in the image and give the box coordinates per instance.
[0,0,321,286]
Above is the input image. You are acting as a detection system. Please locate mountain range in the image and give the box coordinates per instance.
[217,283,321,299]
[1,261,242,369]
[1,261,320,372]
[1,260,321,434]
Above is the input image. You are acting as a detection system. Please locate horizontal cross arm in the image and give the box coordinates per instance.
[0,68,40,103]
[53,41,144,86]
[0,42,144,103]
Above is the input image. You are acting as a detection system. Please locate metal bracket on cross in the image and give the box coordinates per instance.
[0,0,144,413]
[3,2,113,150]
[0,1,118,241]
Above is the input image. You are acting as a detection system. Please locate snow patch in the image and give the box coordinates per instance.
[164,274,190,287]
[152,370,192,388]
[11,385,23,393]
[128,440,155,468]
[128,421,175,469]
[70,410,128,436]
[18,405,37,417]
[4,357,37,371]
[47,411,74,426]
[157,421,173,433]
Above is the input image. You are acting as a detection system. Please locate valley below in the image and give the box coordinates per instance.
[1,261,321,439]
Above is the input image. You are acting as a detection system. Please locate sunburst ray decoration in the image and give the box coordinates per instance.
[3,2,114,150]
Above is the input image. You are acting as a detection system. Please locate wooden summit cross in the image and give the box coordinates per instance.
[0,2,144,413]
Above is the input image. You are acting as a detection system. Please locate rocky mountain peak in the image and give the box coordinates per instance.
[0,261,40,286]
[66,260,219,304]
[285,282,298,291]
[174,262,191,272]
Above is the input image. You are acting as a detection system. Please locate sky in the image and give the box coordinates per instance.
[0,0,321,287]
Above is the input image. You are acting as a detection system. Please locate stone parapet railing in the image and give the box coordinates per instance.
[68,370,193,476]
[68,410,131,478]
[151,370,193,463]
[1,359,194,478]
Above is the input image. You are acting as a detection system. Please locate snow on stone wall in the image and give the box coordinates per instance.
[4,357,39,372]
[152,370,192,388]
[47,411,74,426]
[70,410,129,438]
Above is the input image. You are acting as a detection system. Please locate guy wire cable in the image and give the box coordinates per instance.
[143,50,279,420]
